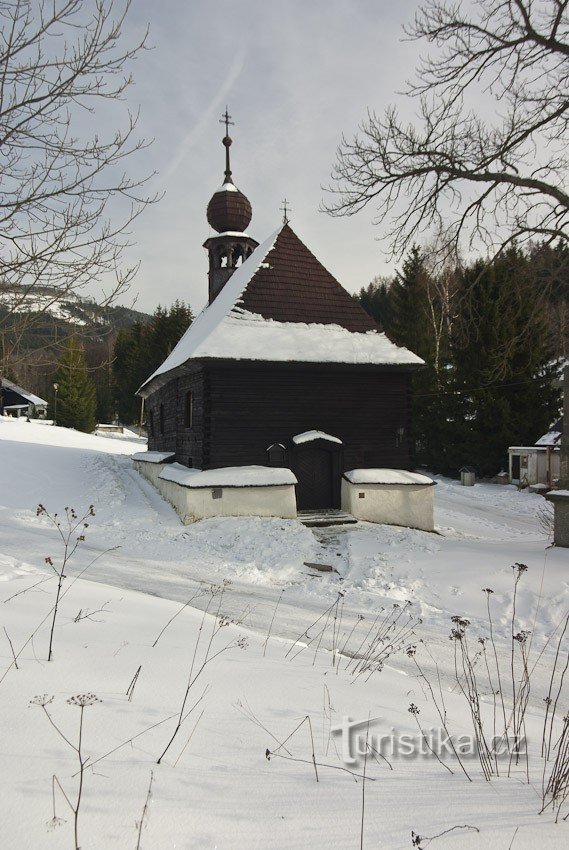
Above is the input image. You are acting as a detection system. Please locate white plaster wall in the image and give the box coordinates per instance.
[134,460,165,489]
[341,479,435,532]
[133,461,296,523]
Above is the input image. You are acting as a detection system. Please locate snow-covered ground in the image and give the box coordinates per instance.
[0,416,567,848]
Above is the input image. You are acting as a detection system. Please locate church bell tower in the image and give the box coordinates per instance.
[203,110,259,303]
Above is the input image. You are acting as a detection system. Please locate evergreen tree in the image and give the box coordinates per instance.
[356,244,560,476]
[451,248,561,476]
[354,277,393,328]
[55,338,97,433]
[384,247,450,468]
[112,302,193,423]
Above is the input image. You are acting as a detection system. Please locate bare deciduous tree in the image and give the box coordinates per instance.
[325,0,569,262]
[0,0,156,365]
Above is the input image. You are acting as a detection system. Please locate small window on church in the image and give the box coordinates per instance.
[395,426,405,448]
[159,403,165,435]
[149,411,154,437]
[185,391,193,428]
[267,443,286,466]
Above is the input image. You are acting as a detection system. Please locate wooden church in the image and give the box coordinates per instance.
[137,117,426,515]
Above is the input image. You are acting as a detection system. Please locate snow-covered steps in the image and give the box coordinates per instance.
[298,509,357,527]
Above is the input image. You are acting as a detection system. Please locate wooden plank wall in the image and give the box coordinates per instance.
[146,361,414,472]
[207,363,414,472]
[146,365,207,469]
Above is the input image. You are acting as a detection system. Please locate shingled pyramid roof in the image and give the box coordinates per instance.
[139,224,423,396]
[238,224,377,332]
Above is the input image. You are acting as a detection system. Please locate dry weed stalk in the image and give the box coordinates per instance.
[31,693,100,850]
[157,585,247,764]
[36,503,95,661]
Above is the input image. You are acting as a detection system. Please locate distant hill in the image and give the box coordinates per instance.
[0,284,152,350]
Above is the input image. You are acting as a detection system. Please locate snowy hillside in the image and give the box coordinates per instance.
[0,417,567,849]
[0,284,150,339]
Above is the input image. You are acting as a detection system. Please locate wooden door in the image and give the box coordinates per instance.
[511,455,520,481]
[295,447,334,510]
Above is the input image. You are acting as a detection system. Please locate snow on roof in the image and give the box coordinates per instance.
[158,464,297,488]
[344,469,435,486]
[139,224,423,394]
[132,451,175,464]
[536,416,563,447]
[139,227,283,392]
[1,378,47,406]
[536,431,562,447]
[214,231,253,238]
[509,446,558,452]
[546,489,569,499]
[214,182,239,192]
[293,430,342,445]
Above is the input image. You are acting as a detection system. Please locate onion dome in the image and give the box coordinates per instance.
[207,182,252,233]
[206,109,252,233]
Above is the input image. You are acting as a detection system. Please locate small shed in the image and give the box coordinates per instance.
[508,417,563,487]
[0,379,48,418]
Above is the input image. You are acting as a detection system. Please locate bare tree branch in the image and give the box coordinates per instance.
[325,0,569,263]
[0,0,158,366]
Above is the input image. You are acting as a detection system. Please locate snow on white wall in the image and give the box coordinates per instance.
[344,469,434,486]
[132,451,175,464]
[159,464,297,488]
[341,476,435,532]
[133,460,297,523]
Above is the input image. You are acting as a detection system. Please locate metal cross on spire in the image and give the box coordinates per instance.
[219,106,235,183]
[280,198,291,224]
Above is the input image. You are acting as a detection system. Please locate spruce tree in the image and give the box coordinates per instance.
[385,247,446,468]
[354,277,393,328]
[112,302,193,423]
[452,249,561,476]
[55,338,97,433]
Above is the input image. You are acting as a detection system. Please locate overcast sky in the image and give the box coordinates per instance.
[119,0,423,315]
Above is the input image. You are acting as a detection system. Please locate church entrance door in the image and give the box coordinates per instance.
[295,447,335,510]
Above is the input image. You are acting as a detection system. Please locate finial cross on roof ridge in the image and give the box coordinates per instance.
[280,198,291,224]
[220,107,234,137]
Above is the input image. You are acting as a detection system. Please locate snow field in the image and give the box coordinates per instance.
[0,416,568,847]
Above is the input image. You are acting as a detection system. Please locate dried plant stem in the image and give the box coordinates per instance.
[126,666,142,702]
[0,545,117,685]
[307,715,319,782]
[135,771,154,850]
[157,590,236,764]
[3,627,18,669]
[3,575,53,603]
[266,749,372,781]
[152,591,204,648]
[263,589,284,656]
[409,650,471,781]
[360,718,369,850]
[42,505,95,662]
[173,709,205,768]
[409,709,453,776]
[485,591,508,743]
